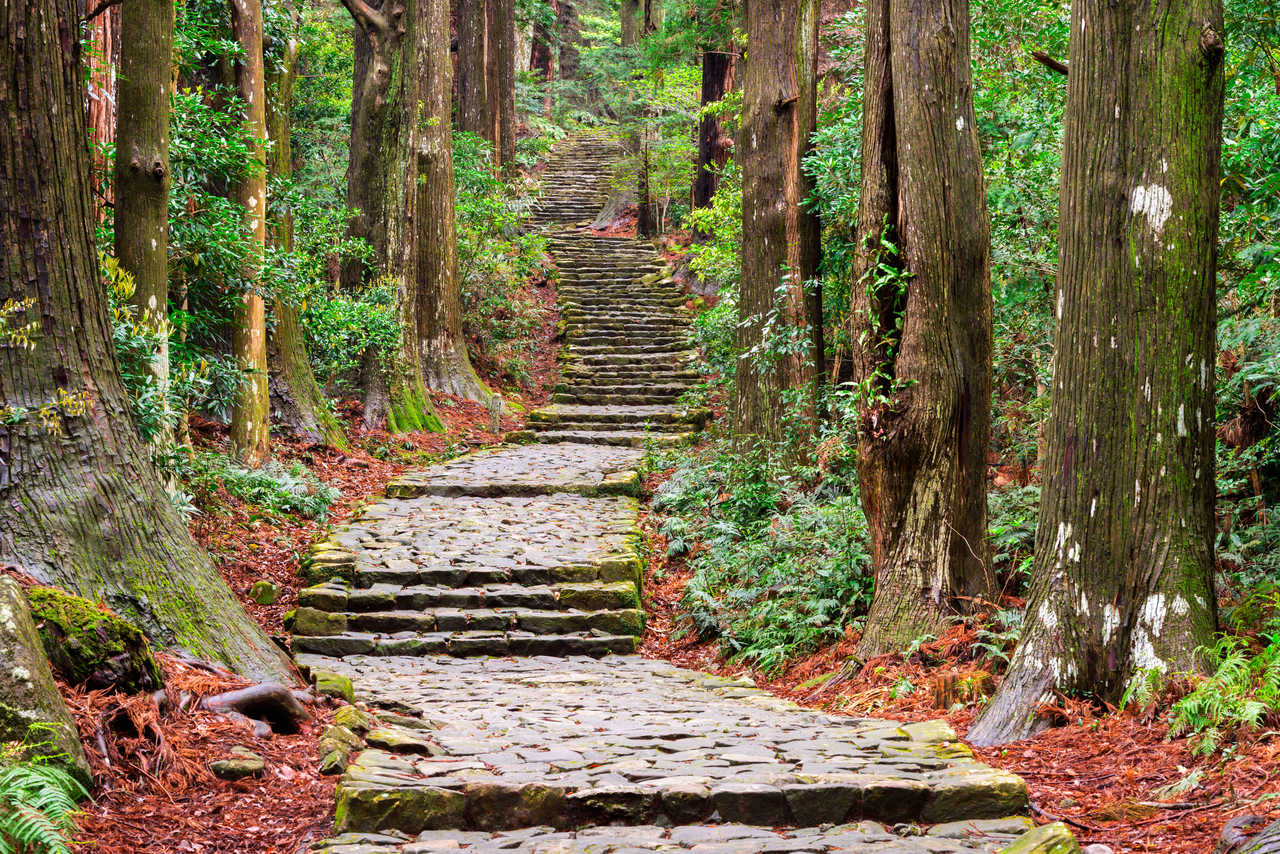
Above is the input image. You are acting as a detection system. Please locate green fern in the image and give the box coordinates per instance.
[1168,631,1280,755]
[0,744,86,854]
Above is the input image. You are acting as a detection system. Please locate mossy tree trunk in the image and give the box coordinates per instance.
[229,0,271,466]
[485,0,502,160]
[969,0,1224,745]
[339,0,408,291]
[847,0,994,658]
[692,48,735,241]
[457,0,489,137]
[733,0,821,445]
[634,0,662,237]
[620,0,640,48]
[86,4,120,201]
[265,14,348,448]
[114,0,173,394]
[0,0,292,681]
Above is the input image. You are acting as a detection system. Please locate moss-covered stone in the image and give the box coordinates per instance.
[25,585,163,694]
[333,704,375,734]
[999,822,1081,853]
[313,669,355,702]
[0,578,90,786]
[248,580,279,605]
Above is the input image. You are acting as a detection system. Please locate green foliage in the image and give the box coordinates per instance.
[453,131,554,387]
[987,485,1040,585]
[177,451,340,521]
[649,440,872,673]
[0,741,85,854]
[1170,628,1280,755]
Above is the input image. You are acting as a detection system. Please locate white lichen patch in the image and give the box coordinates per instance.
[1130,184,1173,235]
[1101,603,1121,644]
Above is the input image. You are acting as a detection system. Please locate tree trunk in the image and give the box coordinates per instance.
[530,0,557,114]
[620,0,640,48]
[457,0,488,137]
[0,0,292,682]
[848,0,994,658]
[265,19,348,448]
[968,0,1224,746]
[86,3,120,200]
[732,0,821,445]
[484,0,502,159]
[404,0,492,406]
[494,0,516,169]
[114,0,173,398]
[229,0,271,466]
[340,0,409,291]
[557,1,579,81]
[692,49,735,240]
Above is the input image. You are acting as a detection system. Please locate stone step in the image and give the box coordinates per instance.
[292,630,639,659]
[529,420,691,434]
[294,605,643,638]
[305,655,1030,836]
[557,383,694,397]
[527,404,708,427]
[299,580,640,613]
[534,429,692,448]
[554,392,686,406]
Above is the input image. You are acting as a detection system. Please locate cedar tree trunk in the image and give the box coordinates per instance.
[969,0,1224,745]
[692,48,735,239]
[494,0,517,169]
[229,0,271,466]
[114,0,173,393]
[265,18,348,448]
[339,0,408,290]
[848,0,994,657]
[733,0,821,445]
[0,0,292,681]
[457,0,488,137]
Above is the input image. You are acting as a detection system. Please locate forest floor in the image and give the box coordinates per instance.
[69,285,562,853]
[637,473,1280,854]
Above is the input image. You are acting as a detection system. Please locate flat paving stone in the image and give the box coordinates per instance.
[310,818,1035,853]
[297,654,1027,834]
[387,444,645,498]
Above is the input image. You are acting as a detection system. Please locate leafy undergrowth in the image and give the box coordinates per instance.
[639,474,1280,854]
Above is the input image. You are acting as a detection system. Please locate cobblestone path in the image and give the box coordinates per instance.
[297,136,1054,854]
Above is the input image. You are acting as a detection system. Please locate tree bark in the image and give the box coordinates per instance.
[114,0,173,395]
[265,18,348,448]
[692,49,735,239]
[457,0,488,137]
[494,0,516,169]
[339,0,409,290]
[969,0,1223,745]
[484,0,502,159]
[86,2,120,199]
[849,0,994,658]
[403,0,493,406]
[557,1,579,81]
[229,0,271,466]
[732,0,821,445]
[530,0,557,114]
[0,0,292,682]
[620,0,640,48]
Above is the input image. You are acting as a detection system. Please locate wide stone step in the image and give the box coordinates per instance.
[527,404,708,427]
[295,605,643,637]
[302,655,1029,836]
[555,392,687,406]
[292,630,639,659]
[384,443,644,499]
[558,383,693,397]
[300,580,640,613]
[533,429,692,448]
[529,420,692,434]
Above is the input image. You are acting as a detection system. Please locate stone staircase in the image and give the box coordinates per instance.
[291,444,648,660]
[530,133,618,227]
[297,133,1058,854]
[522,136,707,449]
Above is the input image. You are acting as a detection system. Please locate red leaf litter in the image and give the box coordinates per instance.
[638,474,1280,854]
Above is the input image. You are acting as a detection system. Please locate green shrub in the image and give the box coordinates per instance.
[649,441,872,673]
[178,452,340,521]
